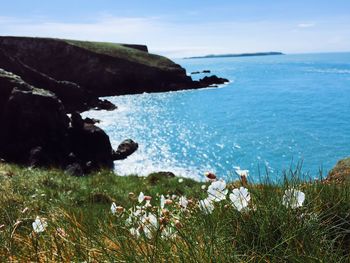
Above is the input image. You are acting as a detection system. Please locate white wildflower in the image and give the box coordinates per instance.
[178,178,184,183]
[138,192,145,203]
[160,195,166,209]
[110,202,117,214]
[229,187,251,211]
[130,227,140,238]
[141,213,158,239]
[32,216,47,233]
[207,180,228,202]
[282,189,305,209]
[199,198,214,214]
[161,226,177,239]
[179,196,188,210]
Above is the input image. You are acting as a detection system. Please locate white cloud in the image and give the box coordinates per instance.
[298,23,315,28]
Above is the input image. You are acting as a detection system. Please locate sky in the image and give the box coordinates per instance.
[1,0,350,58]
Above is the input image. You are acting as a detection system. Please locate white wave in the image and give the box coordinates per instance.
[233,143,241,149]
[305,68,350,74]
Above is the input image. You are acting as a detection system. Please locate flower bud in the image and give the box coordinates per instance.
[205,172,216,180]
[165,199,173,205]
[162,209,170,216]
[174,220,182,228]
[144,195,152,201]
[116,206,125,213]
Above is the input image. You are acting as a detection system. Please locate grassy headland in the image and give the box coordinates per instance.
[1,163,349,262]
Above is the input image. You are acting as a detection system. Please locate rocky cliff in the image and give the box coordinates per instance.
[0,37,227,103]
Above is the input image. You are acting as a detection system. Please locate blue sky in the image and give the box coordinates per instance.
[1,0,350,57]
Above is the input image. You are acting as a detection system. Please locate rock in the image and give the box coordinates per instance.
[148,171,176,185]
[29,146,47,167]
[191,71,200,75]
[326,157,350,183]
[65,163,84,177]
[95,99,117,111]
[0,68,34,116]
[112,139,139,160]
[198,75,229,86]
[202,70,211,73]
[0,49,92,112]
[0,86,69,164]
[154,171,176,178]
[68,115,114,169]
[71,112,84,130]
[84,117,100,124]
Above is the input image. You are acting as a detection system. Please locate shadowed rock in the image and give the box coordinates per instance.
[1,86,69,164]
[112,139,139,160]
[0,69,138,172]
[0,48,116,112]
[198,75,229,86]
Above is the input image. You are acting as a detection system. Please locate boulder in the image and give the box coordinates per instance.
[0,86,70,164]
[0,68,33,116]
[147,171,176,185]
[68,114,114,169]
[65,163,84,177]
[112,139,139,160]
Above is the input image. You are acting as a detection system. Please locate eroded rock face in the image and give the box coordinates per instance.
[68,118,114,169]
[0,69,138,172]
[326,157,350,183]
[1,87,69,164]
[0,48,116,112]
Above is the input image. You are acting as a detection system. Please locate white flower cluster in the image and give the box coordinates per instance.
[199,180,251,214]
[109,192,188,239]
[198,172,306,214]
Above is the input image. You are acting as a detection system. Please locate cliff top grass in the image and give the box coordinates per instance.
[0,36,181,71]
[63,39,179,70]
[1,163,350,262]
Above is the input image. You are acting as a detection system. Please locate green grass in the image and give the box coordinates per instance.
[64,39,179,70]
[0,163,349,262]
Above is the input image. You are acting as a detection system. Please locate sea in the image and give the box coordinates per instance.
[82,53,350,182]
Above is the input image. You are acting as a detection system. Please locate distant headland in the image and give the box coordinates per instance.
[185,52,284,59]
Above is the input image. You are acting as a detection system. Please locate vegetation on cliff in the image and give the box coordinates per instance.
[1,163,349,262]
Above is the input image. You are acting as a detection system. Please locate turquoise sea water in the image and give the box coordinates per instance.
[83,53,350,181]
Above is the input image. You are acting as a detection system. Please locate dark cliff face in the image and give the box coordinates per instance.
[0,37,194,97]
